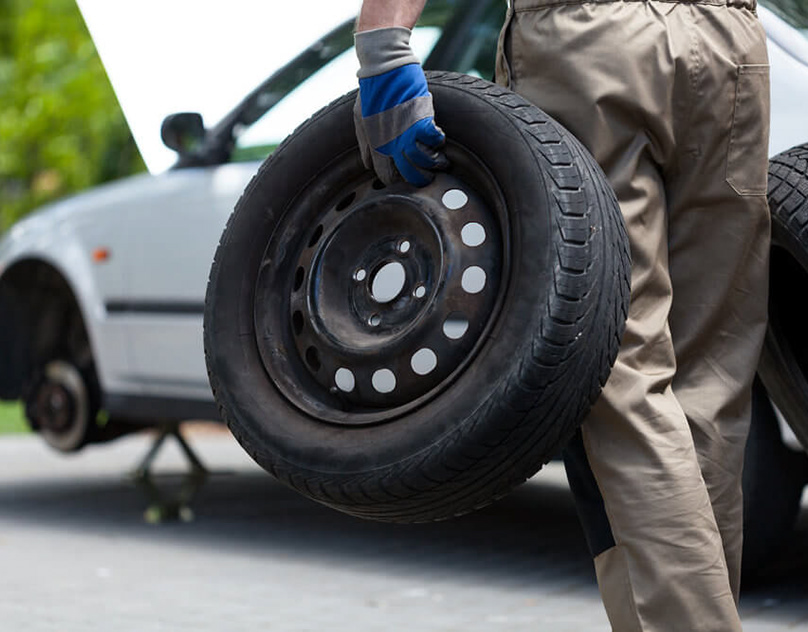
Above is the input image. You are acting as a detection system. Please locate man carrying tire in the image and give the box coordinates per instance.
[354,0,771,630]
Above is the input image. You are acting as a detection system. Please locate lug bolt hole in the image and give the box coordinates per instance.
[398,240,411,254]
[413,285,426,299]
[368,314,381,327]
[354,269,367,282]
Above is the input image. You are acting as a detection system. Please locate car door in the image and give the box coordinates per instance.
[117,162,258,401]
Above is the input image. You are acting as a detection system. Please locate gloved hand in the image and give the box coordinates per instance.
[354,27,448,187]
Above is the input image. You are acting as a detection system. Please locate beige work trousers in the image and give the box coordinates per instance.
[497,0,771,630]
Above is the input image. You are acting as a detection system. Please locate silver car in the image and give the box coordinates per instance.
[1,0,807,571]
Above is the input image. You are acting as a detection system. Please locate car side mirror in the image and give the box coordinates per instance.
[161,112,206,156]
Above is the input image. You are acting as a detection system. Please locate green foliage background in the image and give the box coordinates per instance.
[0,0,145,231]
[0,401,26,434]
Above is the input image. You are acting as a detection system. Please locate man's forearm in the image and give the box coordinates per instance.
[356,0,429,31]
[353,0,446,187]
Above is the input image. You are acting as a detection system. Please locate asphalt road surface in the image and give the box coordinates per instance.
[1,427,806,631]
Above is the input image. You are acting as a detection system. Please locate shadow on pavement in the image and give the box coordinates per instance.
[0,436,806,622]
[0,465,594,588]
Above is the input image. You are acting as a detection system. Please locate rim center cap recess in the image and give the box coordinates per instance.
[307,196,442,348]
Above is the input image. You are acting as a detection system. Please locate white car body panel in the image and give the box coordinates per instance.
[763,7,808,155]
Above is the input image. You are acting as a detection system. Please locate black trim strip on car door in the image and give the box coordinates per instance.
[105,301,205,316]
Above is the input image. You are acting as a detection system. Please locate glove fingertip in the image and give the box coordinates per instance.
[394,153,432,187]
[433,152,450,171]
[375,155,399,187]
[416,118,446,147]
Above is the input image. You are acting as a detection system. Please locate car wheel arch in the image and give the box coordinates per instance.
[0,258,98,401]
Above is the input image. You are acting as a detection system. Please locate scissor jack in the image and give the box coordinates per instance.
[128,424,210,524]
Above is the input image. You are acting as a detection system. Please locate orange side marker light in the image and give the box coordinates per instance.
[93,248,111,263]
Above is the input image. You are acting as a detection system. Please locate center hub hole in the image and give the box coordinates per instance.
[371,262,406,304]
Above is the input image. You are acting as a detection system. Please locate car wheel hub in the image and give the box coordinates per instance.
[255,168,507,424]
[30,360,91,452]
[34,382,76,433]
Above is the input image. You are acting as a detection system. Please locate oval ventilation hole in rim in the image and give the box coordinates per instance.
[292,311,305,335]
[461,266,486,294]
[372,369,397,394]
[308,224,324,248]
[442,189,468,210]
[335,191,356,212]
[443,314,469,340]
[411,348,438,376]
[294,266,305,291]
[461,222,486,247]
[305,346,321,372]
[335,368,356,393]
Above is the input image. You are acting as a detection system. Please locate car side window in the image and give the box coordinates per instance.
[761,0,808,37]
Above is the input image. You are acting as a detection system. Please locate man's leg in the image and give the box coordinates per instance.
[573,149,741,631]
[497,1,759,628]
[665,3,771,600]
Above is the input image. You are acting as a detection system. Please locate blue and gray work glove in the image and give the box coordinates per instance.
[354,27,448,187]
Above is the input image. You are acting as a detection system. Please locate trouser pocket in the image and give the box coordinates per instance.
[726,64,770,196]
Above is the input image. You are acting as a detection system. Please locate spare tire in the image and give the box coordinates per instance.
[203,72,630,522]
[758,143,808,451]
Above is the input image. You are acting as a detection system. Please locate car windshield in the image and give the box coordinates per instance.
[229,0,505,163]
[762,0,808,36]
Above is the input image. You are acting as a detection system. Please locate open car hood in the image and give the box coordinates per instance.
[76,0,361,173]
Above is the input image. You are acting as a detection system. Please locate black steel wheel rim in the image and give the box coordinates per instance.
[253,144,511,425]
